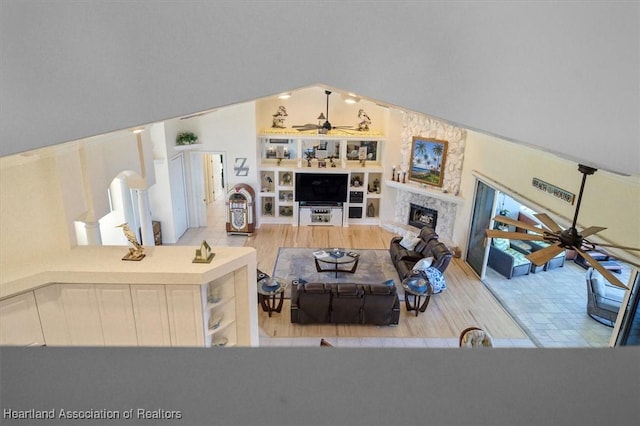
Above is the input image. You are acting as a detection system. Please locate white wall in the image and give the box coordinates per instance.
[190,102,258,189]
[148,122,180,243]
[54,146,88,240]
[0,128,160,265]
[0,154,71,266]
[379,109,405,224]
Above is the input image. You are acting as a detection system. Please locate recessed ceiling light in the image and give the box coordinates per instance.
[277,92,292,99]
[344,94,360,104]
[131,128,144,134]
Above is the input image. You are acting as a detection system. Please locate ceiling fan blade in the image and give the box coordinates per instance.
[486,230,549,241]
[591,242,640,252]
[293,124,320,129]
[580,226,607,238]
[526,243,565,266]
[533,213,562,233]
[492,216,545,234]
[575,247,629,289]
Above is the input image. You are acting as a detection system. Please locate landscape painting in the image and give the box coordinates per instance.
[409,137,448,187]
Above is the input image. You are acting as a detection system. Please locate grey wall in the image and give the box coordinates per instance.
[1,1,638,175]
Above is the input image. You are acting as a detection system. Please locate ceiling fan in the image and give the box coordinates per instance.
[485,164,640,289]
[292,90,357,133]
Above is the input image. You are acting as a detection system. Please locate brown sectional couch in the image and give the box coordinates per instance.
[389,227,453,281]
[290,282,400,325]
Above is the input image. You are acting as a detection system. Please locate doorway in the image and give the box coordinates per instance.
[204,153,225,204]
[191,151,226,228]
[466,179,497,278]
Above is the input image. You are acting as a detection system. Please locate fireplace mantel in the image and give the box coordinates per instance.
[385,180,464,205]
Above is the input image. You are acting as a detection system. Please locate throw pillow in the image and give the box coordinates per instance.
[423,267,447,293]
[399,231,421,250]
[493,238,510,251]
[413,256,434,271]
[590,273,605,297]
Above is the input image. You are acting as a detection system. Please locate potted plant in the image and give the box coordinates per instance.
[176,131,198,146]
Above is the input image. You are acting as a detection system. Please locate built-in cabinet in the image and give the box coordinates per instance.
[95,284,139,346]
[165,285,204,347]
[35,284,106,346]
[0,291,45,346]
[0,246,258,348]
[1,267,253,348]
[259,169,295,222]
[257,135,385,227]
[347,170,383,223]
[130,284,172,346]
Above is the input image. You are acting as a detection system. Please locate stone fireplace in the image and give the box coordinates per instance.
[408,203,438,230]
[384,189,459,243]
[381,110,466,245]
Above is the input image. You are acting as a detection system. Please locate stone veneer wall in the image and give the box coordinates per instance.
[400,113,467,193]
[391,113,467,242]
[394,192,458,241]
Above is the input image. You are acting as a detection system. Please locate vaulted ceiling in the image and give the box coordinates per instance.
[1,2,638,175]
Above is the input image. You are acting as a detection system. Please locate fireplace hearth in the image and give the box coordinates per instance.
[408,203,438,230]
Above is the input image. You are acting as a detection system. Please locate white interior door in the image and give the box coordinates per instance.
[170,155,189,239]
[211,154,224,200]
[190,152,207,227]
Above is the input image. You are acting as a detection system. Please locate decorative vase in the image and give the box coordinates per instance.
[367,203,375,217]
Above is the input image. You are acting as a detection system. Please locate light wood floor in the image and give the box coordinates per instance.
[245,225,526,339]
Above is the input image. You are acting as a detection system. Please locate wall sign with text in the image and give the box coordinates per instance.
[531,178,575,204]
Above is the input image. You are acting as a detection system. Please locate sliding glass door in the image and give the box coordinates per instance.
[466,179,496,278]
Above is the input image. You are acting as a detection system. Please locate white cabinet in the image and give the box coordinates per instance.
[130,285,172,347]
[0,245,258,348]
[95,285,138,346]
[257,135,385,227]
[299,205,343,226]
[346,169,382,224]
[0,292,45,346]
[35,284,104,346]
[165,285,204,347]
[258,169,295,224]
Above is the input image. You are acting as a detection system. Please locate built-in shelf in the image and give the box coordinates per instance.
[385,179,464,204]
[174,143,202,151]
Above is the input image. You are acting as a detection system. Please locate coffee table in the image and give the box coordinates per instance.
[314,249,359,278]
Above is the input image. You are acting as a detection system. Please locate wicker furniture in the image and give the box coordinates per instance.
[585,268,625,327]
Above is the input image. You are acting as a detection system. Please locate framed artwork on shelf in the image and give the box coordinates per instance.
[409,137,448,187]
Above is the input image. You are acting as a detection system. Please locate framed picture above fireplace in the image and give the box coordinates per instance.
[409,137,448,187]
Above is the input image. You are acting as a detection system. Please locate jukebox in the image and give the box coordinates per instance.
[225,184,256,235]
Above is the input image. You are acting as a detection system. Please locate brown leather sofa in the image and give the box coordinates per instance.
[389,227,453,281]
[290,283,400,325]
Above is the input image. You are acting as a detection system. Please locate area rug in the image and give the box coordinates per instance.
[272,247,404,300]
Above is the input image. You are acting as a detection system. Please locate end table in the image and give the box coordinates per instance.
[257,277,288,317]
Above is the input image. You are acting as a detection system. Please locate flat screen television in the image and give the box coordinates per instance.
[295,173,348,203]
